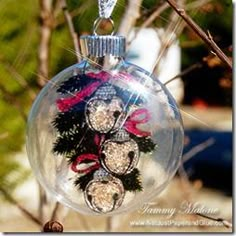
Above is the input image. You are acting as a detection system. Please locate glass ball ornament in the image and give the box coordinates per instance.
[26,35,184,215]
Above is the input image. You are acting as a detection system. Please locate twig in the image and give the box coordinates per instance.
[42,202,67,232]
[128,2,169,45]
[152,15,183,73]
[196,213,232,229]
[185,0,213,11]
[118,0,143,38]
[50,202,60,221]
[0,187,42,226]
[0,84,27,122]
[76,213,91,231]
[106,216,113,232]
[165,0,232,69]
[50,201,68,222]
[37,0,54,87]
[60,0,81,63]
[2,60,37,101]
[153,0,185,73]
[164,62,203,86]
[140,2,169,29]
[38,184,48,225]
[178,164,194,201]
[182,138,215,163]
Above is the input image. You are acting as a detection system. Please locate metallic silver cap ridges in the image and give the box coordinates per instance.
[80,35,126,57]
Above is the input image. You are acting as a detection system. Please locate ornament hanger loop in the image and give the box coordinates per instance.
[98,0,117,19]
[93,17,115,36]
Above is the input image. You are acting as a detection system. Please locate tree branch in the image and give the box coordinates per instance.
[50,201,68,222]
[165,0,232,69]
[118,0,143,38]
[0,187,42,227]
[182,138,215,163]
[152,4,184,73]
[0,84,27,122]
[2,60,37,101]
[37,0,54,87]
[140,2,169,29]
[164,62,203,86]
[129,2,169,45]
[60,0,81,63]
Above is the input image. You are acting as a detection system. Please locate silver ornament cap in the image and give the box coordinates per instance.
[80,35,126,58]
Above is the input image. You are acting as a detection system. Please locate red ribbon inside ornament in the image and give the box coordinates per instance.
[124,108,151,137]
[71,154,100,174]
[56,71,138,112]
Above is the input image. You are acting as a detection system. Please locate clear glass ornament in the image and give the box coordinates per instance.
[27,35,184,215]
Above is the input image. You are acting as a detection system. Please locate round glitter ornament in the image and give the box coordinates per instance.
[27,19,184,215]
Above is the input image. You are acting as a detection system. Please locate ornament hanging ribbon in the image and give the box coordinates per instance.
[98,0,117,19]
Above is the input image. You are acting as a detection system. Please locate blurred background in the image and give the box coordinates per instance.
[0,0,232,232]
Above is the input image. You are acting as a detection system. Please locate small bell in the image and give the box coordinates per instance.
[100,130,139,175]
[84,175,125,213]
[85,83,126,133]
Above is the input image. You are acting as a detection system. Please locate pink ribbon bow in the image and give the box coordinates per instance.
[71,154,100,174]
[124,108,151,137]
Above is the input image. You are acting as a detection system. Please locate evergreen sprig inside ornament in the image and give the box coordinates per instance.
[51,71,157,213]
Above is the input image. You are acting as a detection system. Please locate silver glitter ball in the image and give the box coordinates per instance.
[101,136,139,175]
[84,177,125,213]
[85,86,126,133]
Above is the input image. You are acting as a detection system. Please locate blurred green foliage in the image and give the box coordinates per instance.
[0,0,232,195]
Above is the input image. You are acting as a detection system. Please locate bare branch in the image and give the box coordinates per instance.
[60,0,81,63]
[50,201,68,222]
[0,84,27,122]
[164,62,203,86]
[37,0,54,87]
[76,213,91,231]
[106,216,113,232]
[0,187,42,227]
[38,184,48,225]
[178,164,193,201]
[165,0,232,69]
[152,0,186,73]
[183,138,215,163]
[2,60,37,101]
[118,0,143,38]
[129,2,169,45]
[152,11,183,73]
[140,2,169,29]
[186,0,213,10]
